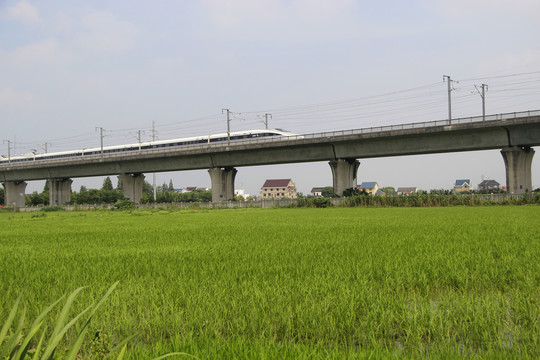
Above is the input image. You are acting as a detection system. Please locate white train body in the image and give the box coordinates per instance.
[0,129,297,164]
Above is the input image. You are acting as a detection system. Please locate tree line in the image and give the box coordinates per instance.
[21,177,211,206]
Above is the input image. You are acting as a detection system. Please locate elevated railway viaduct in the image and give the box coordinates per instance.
[1,110,539,205]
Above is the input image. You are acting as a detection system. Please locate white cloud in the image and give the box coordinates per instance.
[426,0,540,19]
[199,0,359,41]
[0,87,36,109]
[5,38,74,66]
[52,11,73,33]
[477,49,540,75]
[84,75,108,90]
[201,0,355,25]
[6,0,39,23]
[76,10,139,54]
[200,0,285,27]
[290,0,355,22]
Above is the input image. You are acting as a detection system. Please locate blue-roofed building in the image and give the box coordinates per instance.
[357,181,379,195]
[454,179,471,193]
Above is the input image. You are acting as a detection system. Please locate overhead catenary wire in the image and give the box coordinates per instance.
[9,71,540,155]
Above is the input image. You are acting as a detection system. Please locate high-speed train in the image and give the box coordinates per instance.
[0,128,298,164]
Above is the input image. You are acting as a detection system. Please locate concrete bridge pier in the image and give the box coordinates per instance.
[501,146,535,194]
[118,173,145,203]
[49,178,72,205]
[329,158,360,196]
[208,167,237,202]
[2,181,27,207]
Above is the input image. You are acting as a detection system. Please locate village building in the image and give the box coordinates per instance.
[477,179,500,191]
[396,187,418,195]
[454,179,472,193]
[357,182,379,195]
[310,187,325,197]
[260,179,297,199]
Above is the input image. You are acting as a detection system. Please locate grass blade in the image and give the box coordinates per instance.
[41,305,91,360]
[0,294,21,346]
[31,327,47,360]
[1,305,26,359]
[151,352,200,360]
[66,282,120,360]
[49,286,86,342]
[13,321,43,360]
[105,334,137,359]
[115,344,127,360]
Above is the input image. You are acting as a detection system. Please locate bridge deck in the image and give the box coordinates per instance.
[1,110,540,182]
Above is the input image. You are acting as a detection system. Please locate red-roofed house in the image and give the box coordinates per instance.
[260,179,297,199]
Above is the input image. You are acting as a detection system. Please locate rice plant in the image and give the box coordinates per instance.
[0,282,194,359]
[1,207,538,358]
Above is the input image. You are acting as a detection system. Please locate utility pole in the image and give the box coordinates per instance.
[39,142,51,153]
[443,75,454,122]
[223,108,231,145]
[95,127,105,156]
[3,139,11,164]
[152,121,157,202]
[133,130,145,151]
[475,84,488,121]
[264,113,271,129]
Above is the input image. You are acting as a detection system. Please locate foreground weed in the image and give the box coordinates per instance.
[0,282,195,360]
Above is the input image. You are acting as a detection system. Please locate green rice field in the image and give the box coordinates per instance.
[1,206,539,358]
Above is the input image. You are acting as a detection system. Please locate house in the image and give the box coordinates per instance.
[260,179,297,199]
[234,189,250,199]
[357,182,379,195]
[454,179,471,193]
[182,187,209,193]
[397,187,417,195]
[310,187,325,197]
[477,179,500,191]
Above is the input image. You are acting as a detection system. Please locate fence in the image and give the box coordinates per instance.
[14,193,538,212]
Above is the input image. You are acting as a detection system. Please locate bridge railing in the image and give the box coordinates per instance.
[292,109,540,141]
[1,109,539,168]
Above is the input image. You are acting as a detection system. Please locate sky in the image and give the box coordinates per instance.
[1,0,540,196]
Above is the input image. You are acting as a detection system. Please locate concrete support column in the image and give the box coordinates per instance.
[118,173,145,203]
[501,146,535,194]
[2,181,27,207]
[208,167,237,202]
[49,178,72,205]
[329,158,360,196]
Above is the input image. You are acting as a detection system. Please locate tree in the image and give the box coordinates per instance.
[102,177,113,191]
[343,187,363,197]
[0,187,4,205]
[380,187,396,196]
[430,189,451,195]
[26,191,48,206]
[321,186,335,197]
[158,182,168,193]
[168,179,175,192]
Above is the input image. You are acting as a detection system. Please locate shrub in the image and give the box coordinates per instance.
[41,206,65,212]
[113,200,136,211]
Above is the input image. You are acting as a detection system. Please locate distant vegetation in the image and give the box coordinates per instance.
[7,178,540,208]
[296,191,540,208]
[1,207,538,358]
[22,177,212,206]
